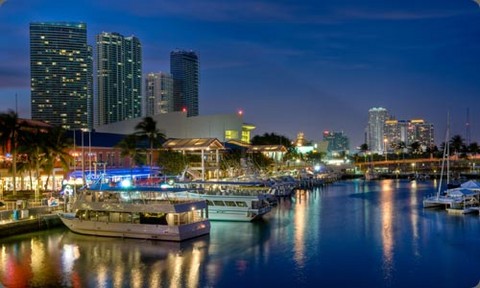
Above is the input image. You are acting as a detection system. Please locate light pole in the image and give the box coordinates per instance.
[383,138,388,162]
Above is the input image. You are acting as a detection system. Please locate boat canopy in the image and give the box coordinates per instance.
[447,188,477,198]
[460,180,480,190]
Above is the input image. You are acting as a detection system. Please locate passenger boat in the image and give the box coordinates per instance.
[175,181,273,221]
[58,180,210,241]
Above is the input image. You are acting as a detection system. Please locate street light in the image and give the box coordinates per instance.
[383,138,388,161]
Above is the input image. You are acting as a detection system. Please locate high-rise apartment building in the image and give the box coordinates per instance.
[409,119,435,149]
[145,72,174,116]
[384,119,408,150]
[170,50,199,117]
[96,32,142,126]
[367,107,390,154]
[30,22,92,130]
[384,119,434,152]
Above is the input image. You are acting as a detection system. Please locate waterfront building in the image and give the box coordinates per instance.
[95,112,255,143]
[367,107,390,154]
[170,50,199,117]
[96,32,142,126]
[322,130,350,156]
[145,72,174,116]
[30,22,93,130]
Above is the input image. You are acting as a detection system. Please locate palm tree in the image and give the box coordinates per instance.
[468,142,480,158]
[135,117,165,169]
[17,130,46,198]
[0,110,20,195]
[409,141,422,157]
[450,135,466,158]
[359,143,369,163]
[116,134,146,172]
[42,126,73,192]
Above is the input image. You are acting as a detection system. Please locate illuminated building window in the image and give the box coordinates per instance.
[225,130,239,140]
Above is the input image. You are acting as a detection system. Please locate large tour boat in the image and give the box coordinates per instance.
[58,179,210,241]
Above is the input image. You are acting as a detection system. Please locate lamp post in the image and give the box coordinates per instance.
[383,138,388,162]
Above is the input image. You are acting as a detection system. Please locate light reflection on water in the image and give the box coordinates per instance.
[2,179,480,287]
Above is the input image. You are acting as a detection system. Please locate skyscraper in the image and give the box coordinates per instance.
[381,117,435,153]
[96,32,142,126]
[145,72,174,116]
[367,107,389,154]
[30,22,92,130]
[170,50,199,117]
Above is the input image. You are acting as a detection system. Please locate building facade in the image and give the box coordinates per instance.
[30,22,92,130]
[384,119,434,152]
[322,130,350,156]
[94,112,254,143]
[96,32,142,126]
[145,72,174,116]
[170,50,199,117]
[367,107,390,154]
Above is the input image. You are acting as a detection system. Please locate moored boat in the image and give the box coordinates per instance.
[58,184,210,241]
[175,181,273,221]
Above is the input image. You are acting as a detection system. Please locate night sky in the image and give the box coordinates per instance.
[1,0,480,148]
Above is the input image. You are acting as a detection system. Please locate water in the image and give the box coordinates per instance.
[1,179,480,288]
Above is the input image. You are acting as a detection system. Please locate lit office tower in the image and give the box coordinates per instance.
[145,72,174,116]
[96,32,142,126]
[170,50,199,117]
[367,107,389,154]
[30,22,92,130]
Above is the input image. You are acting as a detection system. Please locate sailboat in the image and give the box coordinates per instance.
[423,114,479,211]
[423,114,463,208]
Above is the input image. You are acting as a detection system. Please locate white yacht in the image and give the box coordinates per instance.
[58,182,210,242]
[175,181,273,221]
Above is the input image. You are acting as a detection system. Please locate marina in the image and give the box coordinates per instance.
[2,179,480,287]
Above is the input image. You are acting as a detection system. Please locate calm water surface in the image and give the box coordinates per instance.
[1,179,480,288]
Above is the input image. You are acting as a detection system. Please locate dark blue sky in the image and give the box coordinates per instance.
[1,0,480,147]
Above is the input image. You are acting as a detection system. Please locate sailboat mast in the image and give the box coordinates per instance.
[437,113,450,198]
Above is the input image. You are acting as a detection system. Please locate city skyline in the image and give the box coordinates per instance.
[1,0,480,147]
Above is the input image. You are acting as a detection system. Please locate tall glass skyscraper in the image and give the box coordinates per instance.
[96,32,142,126]
[145,72,174,116]
[30,22,92,130]
[170,50,199,117]
[367,107,389,154]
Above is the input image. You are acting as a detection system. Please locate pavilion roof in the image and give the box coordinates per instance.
[162,138,224,150]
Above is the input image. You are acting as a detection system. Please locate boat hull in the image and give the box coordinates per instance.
[207,206,271,221]
[59,213,210,241]
[185,193,272,222]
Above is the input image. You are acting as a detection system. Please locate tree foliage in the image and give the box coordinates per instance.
[157,150,188,175]
[115,134,146,168]
[251,132,293,148]
[135,117,165,168]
